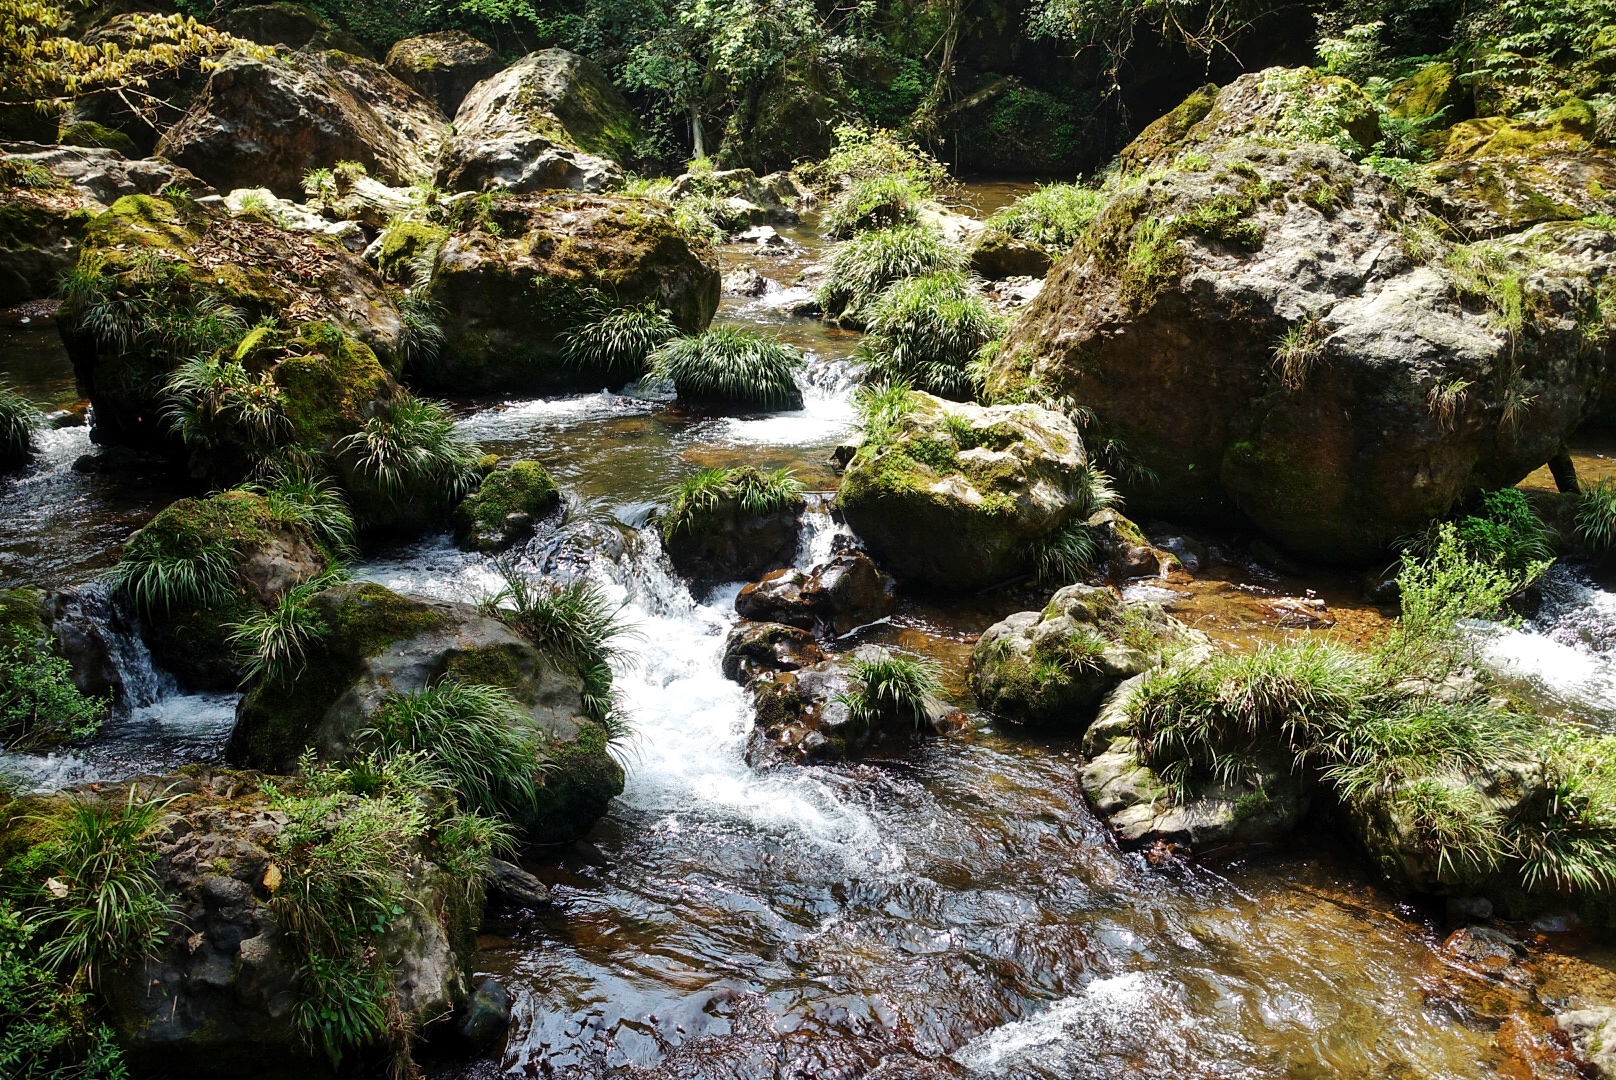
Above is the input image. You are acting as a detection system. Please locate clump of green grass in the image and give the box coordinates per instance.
[818,225,967,326]
[856,271,1006,400]
[336,393,481,522]
[822,174,926,238]
[481,565,638,737]
[562,302,680,384]
[1508,728,1616,894]
[984,182,1106,252]
[1271,317,1326,390]
[662,466,805,540]
[649,326,805,410]
[109,528,237,617]
[1445,242,1540,340]
[1028,519,1106,585]
[31,788,174,987]
[1,641,108,751]
[836,649,946,732]
[0,899,130,1078]
[239,458,358,560]
[163,355,289,456]
[0,382,42,470]
[227,571,345,688]
[1576,477,1616,552]
[853,379,918,447]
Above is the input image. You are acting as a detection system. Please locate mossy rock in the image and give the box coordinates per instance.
[454,459,561,553]
[384,30,500,117]
[1117,84,1217,174]
[0,587,47,648]
[56,120,137,157]
[375,219,448,283]
[428,192,719,393]
[0,182,97,307]
[1385,62,1468,123]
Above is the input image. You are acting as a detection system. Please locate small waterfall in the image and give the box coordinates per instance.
[1477,562,1616,726]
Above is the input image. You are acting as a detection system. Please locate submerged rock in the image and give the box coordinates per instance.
[157,50,447,198]
[230,582,623,844]
[990,69,1616,563]
[971,585,1197,729]
[437,49,639,194]
[384,30,500,117]
[837,392,1106,593]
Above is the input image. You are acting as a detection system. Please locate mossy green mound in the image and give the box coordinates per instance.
[454,459,561,553]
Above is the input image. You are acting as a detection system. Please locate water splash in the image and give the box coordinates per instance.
[1478,562,1616,725]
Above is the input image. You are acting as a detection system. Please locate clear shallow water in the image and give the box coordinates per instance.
[4,197,1616,1078]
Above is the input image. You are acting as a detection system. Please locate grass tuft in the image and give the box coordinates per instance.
[1576,478,1616,551]
[649,326,805,410]
[984,183,1106,251]
[856,271,1005,400]
[0,382,43,469]
[822,174,926,238]
[662,466,805,538]
[562,302,680,383]
[836,649,946,732]
[818,225,966,326]
[336,394,481,521]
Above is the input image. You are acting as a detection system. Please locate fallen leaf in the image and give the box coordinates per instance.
[263,863,282,892]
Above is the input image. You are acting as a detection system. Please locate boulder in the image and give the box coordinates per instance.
[1559,1007,1616,1078]
[990,69,1616,563]
[661,479,804,586]
[385,31,500,118]
[4,770,476,1078]
[720,621,825,683]
[457,978,513,1054]
[667,166,801,225]
[836,392,1105,592]
[1079,673,1312,849]
[970,585,1196,728]
[454,459,562,553]
[230,582,624,844]
[157,50,448,198]
[734,550,895,635]
[437,49,639,194]
[969,229,1052,280]
[59,194,403,458]
[217,3,372,57]
[427,192,719,392]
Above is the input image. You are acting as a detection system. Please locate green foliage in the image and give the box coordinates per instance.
[1028,520,1106,585]
[561,302,680,382]
[30,789,173,987]
[0,382,42,470]
[1575,477,1616,551]
[336,394,481,521]
[1454,488,1554,579]
[0,900,129,1080]
[163,355,288,456]
[109,529,237,618]
[1509,728,1616,894]
[836,649,945,732]
[228,572,344,688]
[1445,242,1539,339]
[649,325,805,409]
[799,124,952,193]
[822,173,926,238]
[1272,317,1326,390]
[856,271,1005,400]
[661,465,805,540]
[984,183,1106,251]
[239,459,358,560]
[852,378,917,447]
[818,225,967,326]
[360,682,550,825]
[0,641,107,752]
[1397,522,1539,638]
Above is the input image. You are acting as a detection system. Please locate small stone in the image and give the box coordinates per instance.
[458,978,512,1053]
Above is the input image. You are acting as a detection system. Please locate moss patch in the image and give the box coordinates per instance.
[454,460,560,552]
[526,720,624,845]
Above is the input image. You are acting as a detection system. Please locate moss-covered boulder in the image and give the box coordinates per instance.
[1,769,479,1078]
[1079,673,1312,849]
[971,585,1198,729]
[384,30,500,118]
[969,229,1052,280]
[437,49,640,194]
[56,120,138,157]
[991,71,1616,563]
[837,393,1105,593]
[427,192,719,392]
[454,459,561,553]
[115,491,331,689]
[661,467,806,585]
[1385,61,1468,122]
[230,582,623,845]
[60,194,402,457]
[157,50,447,198]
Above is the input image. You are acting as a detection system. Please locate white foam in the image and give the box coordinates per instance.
[952,973,1160,1073]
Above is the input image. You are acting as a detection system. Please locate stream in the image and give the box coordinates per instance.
[5,186,1616,1078]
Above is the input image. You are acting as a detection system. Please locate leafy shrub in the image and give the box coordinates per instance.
[797,124,952,194]
[1397,523,1532,638]
[0,901,128,1080]
[1454,488,1554,579]
[0,382,42,470]
[662,466,805,539]
[0,641,107,751]
[984,183,1106,251]
[822,174,926,238]
[649,326,805,409]
[1576,477,1616,551]
[818,225,967,326]
[836,649,946,731]
[856,272,1005,399]
[561,302,680,383]
[337,393,481,522]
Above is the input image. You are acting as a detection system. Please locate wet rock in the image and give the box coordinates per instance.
[384,30,500,117]
[230,582,623,844]
[454,460,562,554]
[969,229,1052,280]
[971,585,1200,729]
[837,392,1107,593]
[662,480,804,587]
[1263,595,1335,629]
[991,68,1616,563]
[1079,670,1311,850]
[723,267,769,296]
[734,552,896,636]
[428,192,719,393]
[738,224,791,251]
[721,621,825,682]
[158,50,447,198]
[457,978,513,1054]
[1423,926,1540,1026]
[437,49,638,194]
[42,585,126,703]
[1559,1007,1616,1077]
[486,858,550,908]
[1089,508,1173,579]
[667,167,800,225]
[1495,1013,1585,1079]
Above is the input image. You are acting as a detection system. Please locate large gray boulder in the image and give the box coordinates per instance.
[436,49,639,194]
[230,582,624,845]
[836,392,1108,593]
[991,68,1616,563]
[157,50,448,198]
[385,30,500,118]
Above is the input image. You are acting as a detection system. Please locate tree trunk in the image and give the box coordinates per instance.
[691,105,706,160]
[1548,447,1580,494]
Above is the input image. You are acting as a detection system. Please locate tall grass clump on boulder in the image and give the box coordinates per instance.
[663,466,805,537]
[818,225,966,327]
[985,183,1106,252]
[649,326,805,410]
[823,174,927,238]
[336,393,481,527]
[837,649,946,732]
[238,459,359,560]
[561,302,680,385]
[0,382,42,471]
[856,271,1005,399]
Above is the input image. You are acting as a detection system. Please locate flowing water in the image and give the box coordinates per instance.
[5,190,1616,1077]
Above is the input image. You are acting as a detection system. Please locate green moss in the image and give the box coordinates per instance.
[526,720,625,845]
[1386,62,1462,121]
[276,325,396,450]
[56,120,137,157]
[1119,86,1217,173]
[325,583,448,658]
[444,645,532,702]
[0,587,45,648]
[376,221,447,284]
[454,460,560,552]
